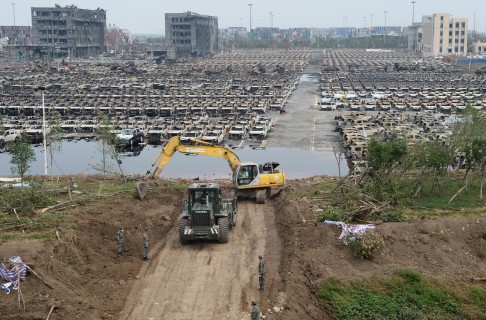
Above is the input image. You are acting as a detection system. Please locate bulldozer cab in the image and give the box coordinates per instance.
[189,185,219,213]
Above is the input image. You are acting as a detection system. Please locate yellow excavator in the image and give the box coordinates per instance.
[141,136,286,203]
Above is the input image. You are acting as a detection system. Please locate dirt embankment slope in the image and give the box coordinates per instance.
[1,177,486,319]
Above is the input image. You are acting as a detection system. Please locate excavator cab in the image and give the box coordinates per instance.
[234,163,259,187]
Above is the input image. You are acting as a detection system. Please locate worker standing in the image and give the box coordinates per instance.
[117,227,124,256]
[143,229,149,261]
[250,299,261,320]
[258,255,265,292]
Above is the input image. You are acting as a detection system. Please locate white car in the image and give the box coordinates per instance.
[345,91,358,99]
[320,102,337,111]
[371,91,385,99]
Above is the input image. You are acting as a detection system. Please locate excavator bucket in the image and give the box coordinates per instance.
[136,180,150,201]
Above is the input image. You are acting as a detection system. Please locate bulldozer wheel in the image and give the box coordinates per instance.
[255,189,267,204]
[218,217,229,243]
[179,219,190,245]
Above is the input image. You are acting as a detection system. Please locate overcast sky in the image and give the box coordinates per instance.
[1,0,484,34]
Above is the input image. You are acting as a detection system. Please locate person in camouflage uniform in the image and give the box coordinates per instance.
[250,299,261,320]
[143,229,149,261]
[117,227,124,256]
[258,255,265,292]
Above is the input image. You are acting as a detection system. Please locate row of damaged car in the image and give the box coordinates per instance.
[335,110,456,176]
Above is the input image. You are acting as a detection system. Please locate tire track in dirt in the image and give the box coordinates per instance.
[120,201,271,320]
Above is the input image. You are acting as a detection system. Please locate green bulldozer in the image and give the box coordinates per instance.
[179,182,237,244]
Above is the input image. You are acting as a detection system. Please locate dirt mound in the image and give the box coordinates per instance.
[0,182,183,320]
[272,177,486,319]
[1,177,486,319]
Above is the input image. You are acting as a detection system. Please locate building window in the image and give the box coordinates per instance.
[449,31,452,36]
[455,22,459,28]
[440,16,444,20]
[449,23,452,28]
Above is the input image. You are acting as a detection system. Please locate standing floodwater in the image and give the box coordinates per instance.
[0,140,348,178]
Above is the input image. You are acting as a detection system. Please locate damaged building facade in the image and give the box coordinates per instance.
[31,5,106,59]
[165,11,218,59]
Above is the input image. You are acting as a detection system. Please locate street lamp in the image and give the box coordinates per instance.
[411,1,416,24]
[11,3,16,26]
[248,4,253,32]
[34,86,48,175]
[384,11,387,47]
[411,1,417,51]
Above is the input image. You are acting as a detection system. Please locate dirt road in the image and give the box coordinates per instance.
[121,201,278,320]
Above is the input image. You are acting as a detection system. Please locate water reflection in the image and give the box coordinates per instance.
[0,141,348,178]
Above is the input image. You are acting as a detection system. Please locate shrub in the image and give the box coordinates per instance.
[349,231,385,260]
[316,206,351,223]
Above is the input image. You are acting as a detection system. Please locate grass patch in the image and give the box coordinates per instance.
[171,183,187,192]
[412,179,485,210]
[320,269,467,320]
[293,181,337,199]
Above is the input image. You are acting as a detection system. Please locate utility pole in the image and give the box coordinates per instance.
[248,4,253,32]
[11,3,16,26]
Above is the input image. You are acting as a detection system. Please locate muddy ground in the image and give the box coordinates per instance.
[1,176,486,319]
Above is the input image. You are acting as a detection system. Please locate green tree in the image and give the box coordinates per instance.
[47,115,63,177]
[409,140,452,196]
[450,107,486,185]
[9,140,36,182]
[471,137,486,199]
[365,135,408,202]
[92,114,124,177]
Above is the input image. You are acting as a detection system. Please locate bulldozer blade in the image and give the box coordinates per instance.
[136,181,150,201]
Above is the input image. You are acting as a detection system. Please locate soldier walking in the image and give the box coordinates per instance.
[258,255,265,292]
[143,229,149,261]
[117,227,124,256]
[250,299,261,320]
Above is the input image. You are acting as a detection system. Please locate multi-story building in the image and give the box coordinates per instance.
[31,5,106,58]
[0,26,31,45]
[106,24,133,53]
[473,41,486,56]
[165,11,218,59]
[420,13,468,56]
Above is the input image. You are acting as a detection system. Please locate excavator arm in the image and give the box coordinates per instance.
[148,136,242,177]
